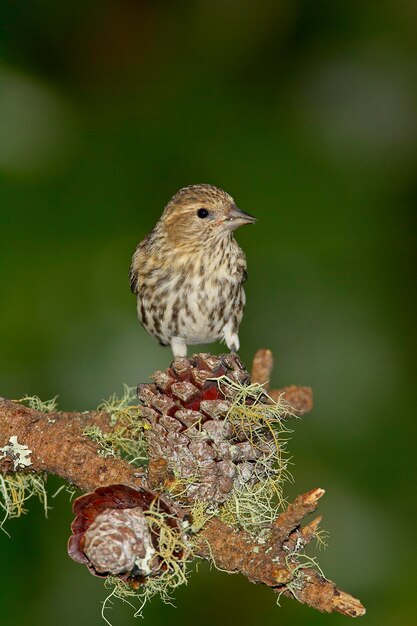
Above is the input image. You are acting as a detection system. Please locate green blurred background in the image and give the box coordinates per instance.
[1,1,416,625]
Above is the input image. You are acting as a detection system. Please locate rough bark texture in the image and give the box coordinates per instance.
[195,488,364,617]
[0,349,365,618]
[0,399,144,491]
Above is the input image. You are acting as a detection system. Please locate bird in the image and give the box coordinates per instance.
[129,184,256,357]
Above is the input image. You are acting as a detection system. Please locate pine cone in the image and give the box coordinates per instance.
[68,484,188,584]
[83,508,154,576]
[138,353,272,505]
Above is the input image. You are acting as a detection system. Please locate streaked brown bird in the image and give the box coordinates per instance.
[129,184,256,357]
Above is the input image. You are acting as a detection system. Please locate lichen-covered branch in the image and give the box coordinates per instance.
[0,350,365,619]
[194,516,292,585]
[0,398,144,491]
[195,488,364,617]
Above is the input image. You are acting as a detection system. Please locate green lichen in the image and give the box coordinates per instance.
[189,500,217,533]
[50,482,77,502]
[189,376,329,596]
[17,394,58,413]
[102,572,187,626]
[0,472,48,533]
[220,475,286,534]
[276,551,328,606]
[214,376,294,535]
[82,425,118,458]
[101,503,190,625]
[314,526,329,550]
[84,385,148,464]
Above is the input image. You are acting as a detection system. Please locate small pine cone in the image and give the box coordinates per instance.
[68,484,188,583]
[137,353,268,505]
[83,508,155,576]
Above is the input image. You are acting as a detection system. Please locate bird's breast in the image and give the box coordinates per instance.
[136,240,246,344]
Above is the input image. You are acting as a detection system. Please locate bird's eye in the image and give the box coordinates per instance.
[197,208,209,219]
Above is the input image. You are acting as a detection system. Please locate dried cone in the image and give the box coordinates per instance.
[68,484,187,583]
[138,353,271,504]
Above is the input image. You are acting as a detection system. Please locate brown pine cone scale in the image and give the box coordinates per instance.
[137,353,269,505]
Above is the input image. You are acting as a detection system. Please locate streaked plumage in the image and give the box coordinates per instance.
[129,184,255,357]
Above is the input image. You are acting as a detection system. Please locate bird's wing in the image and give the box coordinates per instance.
[129,237,149,294]
[129,263,138,293]
[234,240,248,283]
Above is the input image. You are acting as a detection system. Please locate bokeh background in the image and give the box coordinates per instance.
[1,2,416,625]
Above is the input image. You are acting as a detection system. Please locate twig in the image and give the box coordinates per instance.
[251,348,274,389]
[251,349,313,415]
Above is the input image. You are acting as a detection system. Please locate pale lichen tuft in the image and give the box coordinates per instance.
[0,473,48,532]
[84,385,148,464]
[18,395,58,413]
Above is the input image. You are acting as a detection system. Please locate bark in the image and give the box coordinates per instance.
[0,398,144,491]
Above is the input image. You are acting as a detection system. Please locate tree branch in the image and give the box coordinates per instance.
[0,398,144,492]
[0,350,365,618]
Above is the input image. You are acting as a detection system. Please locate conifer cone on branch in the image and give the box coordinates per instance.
[139,353,261,503]
[138,350,312,505]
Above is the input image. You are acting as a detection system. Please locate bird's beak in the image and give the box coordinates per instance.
[224,205,257,230]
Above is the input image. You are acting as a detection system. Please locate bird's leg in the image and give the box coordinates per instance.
[171,336,187,357]
[223,320,240,353]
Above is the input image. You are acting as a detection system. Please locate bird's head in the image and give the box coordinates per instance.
[159,184,256,248]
